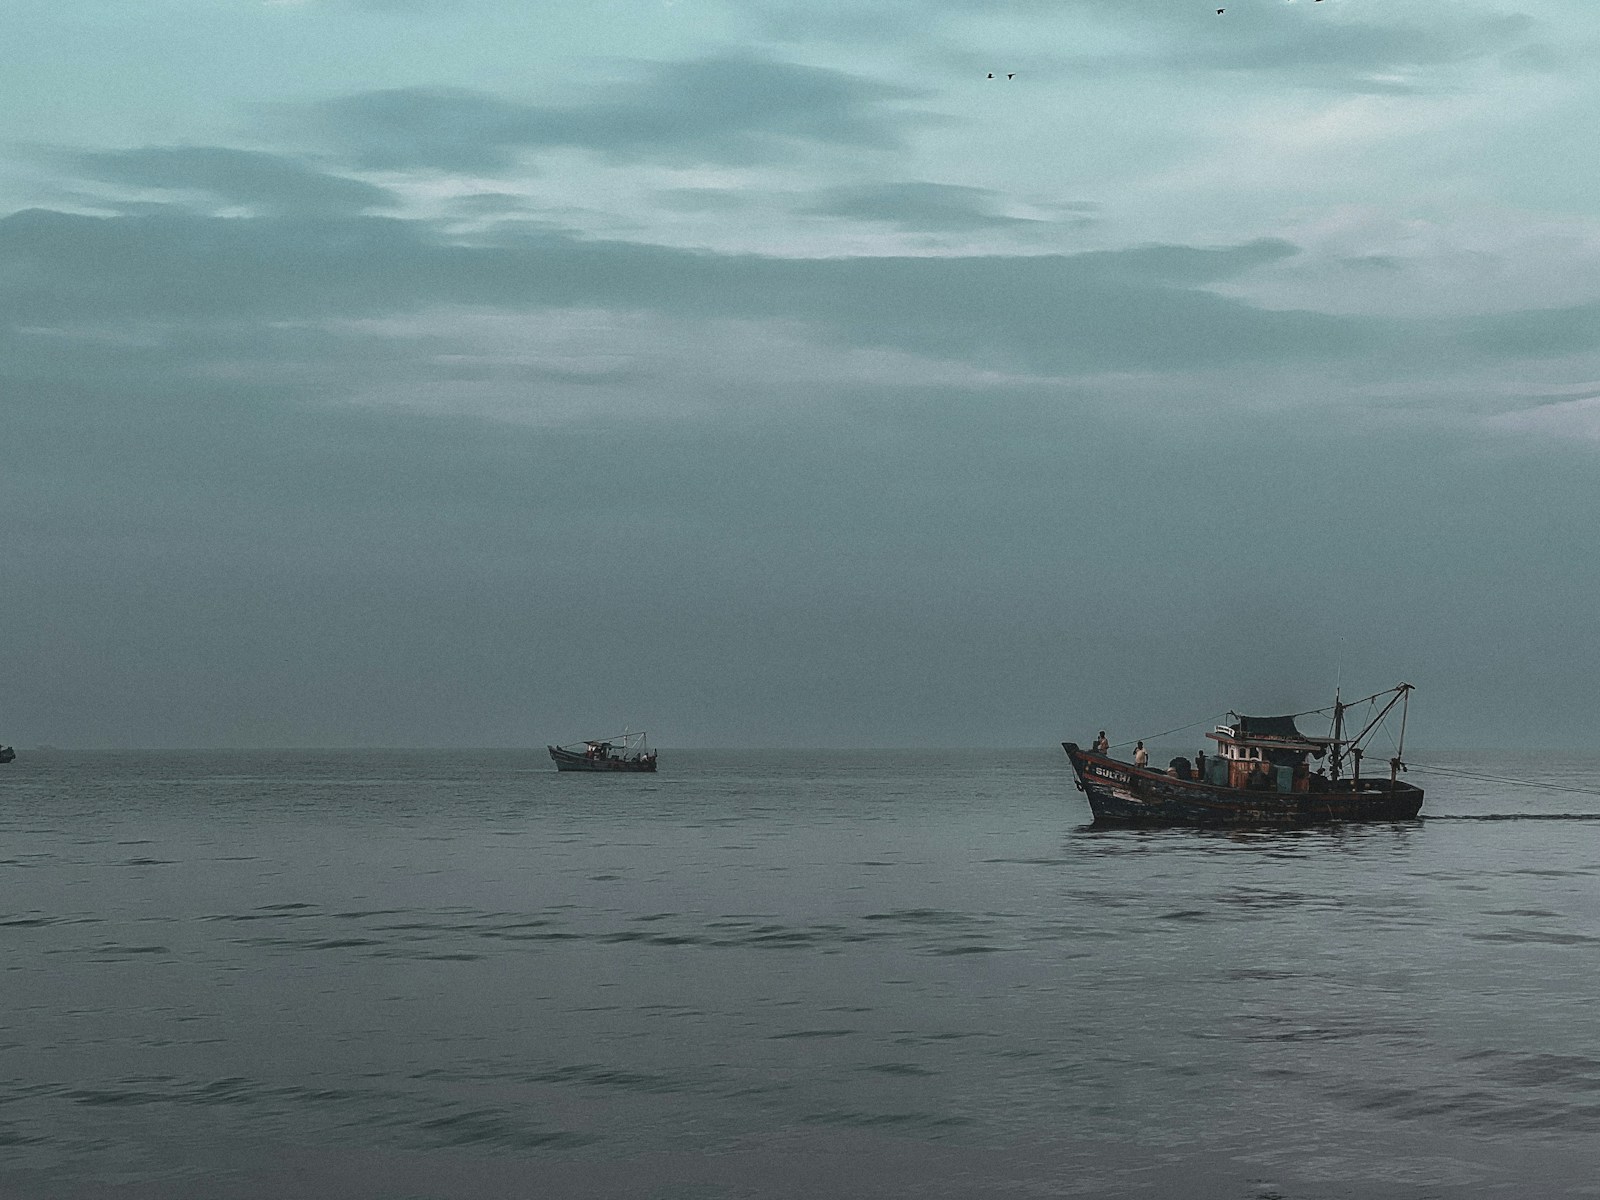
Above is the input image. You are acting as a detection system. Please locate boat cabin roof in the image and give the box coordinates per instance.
[1206,713,1332,754]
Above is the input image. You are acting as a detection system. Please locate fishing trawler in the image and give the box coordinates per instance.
[548,730,657,773]
[1063,684,1422,825]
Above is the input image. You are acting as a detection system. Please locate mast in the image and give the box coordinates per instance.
[1329,682,1412,790]
[1389,683,1412,790]
[1329,688,1344,782]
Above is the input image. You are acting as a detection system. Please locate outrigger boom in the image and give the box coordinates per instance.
[1326,682,1413,787]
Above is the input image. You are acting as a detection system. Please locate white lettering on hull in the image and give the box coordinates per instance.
[1087,764,1133,787]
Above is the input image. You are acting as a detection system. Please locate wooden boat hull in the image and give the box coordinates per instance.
[1063,743,1422,826]
[548,746,657,772]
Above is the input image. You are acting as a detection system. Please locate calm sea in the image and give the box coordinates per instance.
[3,748,1598,1198]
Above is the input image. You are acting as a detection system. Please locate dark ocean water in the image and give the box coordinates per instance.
[2,748,1598,1199]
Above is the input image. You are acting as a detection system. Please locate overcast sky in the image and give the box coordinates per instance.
[5,0,1600,749]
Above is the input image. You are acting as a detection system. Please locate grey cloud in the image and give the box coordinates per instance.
[752,0,1058,43]
[1069,239,1297,286]
[1054,11,1536,95]
[448,192,539,215]
[304,89,541,173]
[1189,12,1536,85]
[802,182,1059,233]
[334,0,441,9]
[1460,302,1600,359]
[756,0,1538,92]
[1499,40,1565,72]
[306,55,928,172]
[652,188,754,213]
[276,0,494,9]
[67,146,398,215]
[1340,255,1405,272]
[0,209,1374,375]
[12,207,1599,387]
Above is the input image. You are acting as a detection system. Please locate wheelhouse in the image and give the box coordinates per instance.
[1205,714,1332,793]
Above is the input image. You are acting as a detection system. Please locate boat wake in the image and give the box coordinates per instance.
[1427,813,1600,821]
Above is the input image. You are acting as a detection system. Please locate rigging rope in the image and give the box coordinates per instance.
[1407,762,1600,799]
[1110,715,1220,751]
[1103,688,1404,754]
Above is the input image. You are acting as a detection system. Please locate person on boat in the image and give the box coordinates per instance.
[1133,741,1148,769]
[1094,731,1110,754]
[1195,749,1207,779]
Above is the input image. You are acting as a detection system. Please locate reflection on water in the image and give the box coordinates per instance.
[2,749,1599,1197]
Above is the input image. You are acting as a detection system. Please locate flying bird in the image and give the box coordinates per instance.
[1007,73,1015,79]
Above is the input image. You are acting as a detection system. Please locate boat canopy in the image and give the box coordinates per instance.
[1208,713,1332,754]
[1235,714,1318,742]
[554,730,652,755]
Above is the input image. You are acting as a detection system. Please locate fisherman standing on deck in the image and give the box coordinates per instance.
[1196,749,1206,779]
[1094,731,1110,754]
[1134,741,1148,768]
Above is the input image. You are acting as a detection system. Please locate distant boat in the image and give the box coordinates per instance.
[548,730,657,773]
[1064,684,1423,825]
[0,746,14,764]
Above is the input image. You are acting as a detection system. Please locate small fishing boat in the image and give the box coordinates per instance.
[0,745,14,764]
[1064,684,1422,825]
[548,730,657,772]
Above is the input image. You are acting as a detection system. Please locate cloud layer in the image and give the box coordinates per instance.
[305,55,928,171]
[67,145,396,214]
[6,0,1600,746]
